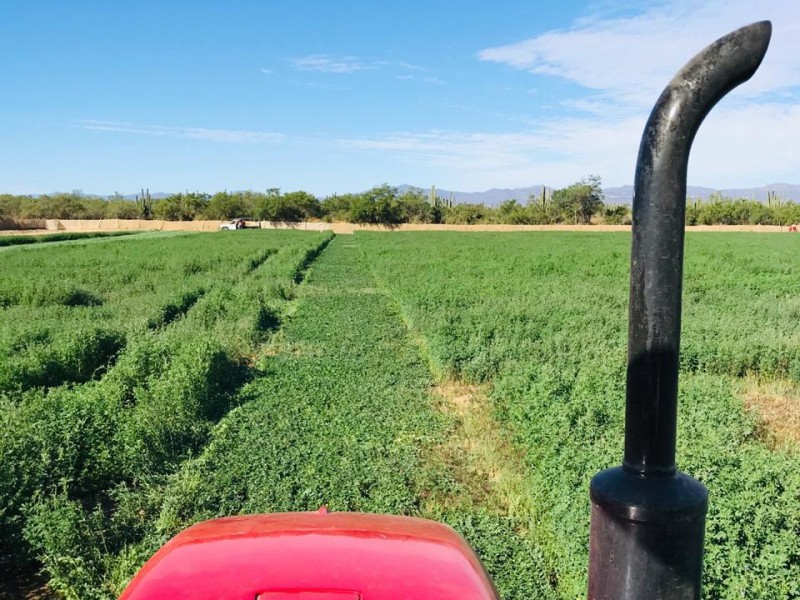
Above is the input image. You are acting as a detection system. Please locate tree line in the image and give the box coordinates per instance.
[1,180,798,226]
[0,177,607,225]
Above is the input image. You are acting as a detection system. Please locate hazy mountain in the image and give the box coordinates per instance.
[397,185,549,206]
[36,184,800,206]
[400,184,800,206]
[120,192,172,200]
[603,185,716,204]
[602,183,800,205]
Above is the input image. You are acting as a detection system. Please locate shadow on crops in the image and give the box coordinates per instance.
[246,249,277,274]
[147,288,205,329]
[0,329,126,393]
[60,288,104,307]
[256,306,281,333]
[293,235,333,283]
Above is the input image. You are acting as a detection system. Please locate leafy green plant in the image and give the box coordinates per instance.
[0,231,332,584]
[6,230,799,599]
[360,231,800,599]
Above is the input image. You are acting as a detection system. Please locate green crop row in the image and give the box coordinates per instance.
[0,232,316,394]
[27,237,556,599]
[0,231,332,593]
[359,232,800,600]
[0,231,137,248]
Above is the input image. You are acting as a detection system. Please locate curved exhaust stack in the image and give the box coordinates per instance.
[588,21,771,599]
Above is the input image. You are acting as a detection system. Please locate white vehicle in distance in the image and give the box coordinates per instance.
[219,218,246,230]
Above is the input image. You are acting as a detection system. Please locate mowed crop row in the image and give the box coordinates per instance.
[359,232,800,600]
[0,230,332,596]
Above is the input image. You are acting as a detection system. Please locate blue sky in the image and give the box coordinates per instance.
[1,1,798,196]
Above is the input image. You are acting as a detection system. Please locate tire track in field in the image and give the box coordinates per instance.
[427,382,535,519]
[358,237,560,599]
[359,241,536,521]
[117,235,443,554]
[292,234,333,283]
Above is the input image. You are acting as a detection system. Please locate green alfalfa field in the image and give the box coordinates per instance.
[0,230,797,599]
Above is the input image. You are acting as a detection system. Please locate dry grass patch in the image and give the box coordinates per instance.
[743,377,800,451]
[424,381,535,525]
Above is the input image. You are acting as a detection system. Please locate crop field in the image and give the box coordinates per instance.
[1,231,798,599]
[360,232,800,599]
[0,232,139,249]
[0,230,334,594]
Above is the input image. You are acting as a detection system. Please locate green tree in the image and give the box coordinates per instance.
[397,188,437,223]
[253,189,281,221]
[773,202,800,226]
[153,193,208,221]
[349,185,404,225]
[153,197,182,221]
[525,204,551,224]
[603,205,631,225]
[282,191,322,220]
[81,198,107,219]
[320,193,358,222]
[35,192,88,219]
[0,194,13,220]
[203,192,247,220]
[443,203,488,225]
[496,199,538,224]
[106,199,140,219]
[685,198,701,226]
[15,197,40,220]
[253,189,320,222]
[551,175,604,224]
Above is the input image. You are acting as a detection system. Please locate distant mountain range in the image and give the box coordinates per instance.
[397,183,800,206]
[602,183,800,205]
[34,183,800,206]
[120,192,172,200]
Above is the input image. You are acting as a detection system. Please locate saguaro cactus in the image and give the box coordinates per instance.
[136,188,153,219]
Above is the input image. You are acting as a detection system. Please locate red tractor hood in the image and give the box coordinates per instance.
[119,511,499,600]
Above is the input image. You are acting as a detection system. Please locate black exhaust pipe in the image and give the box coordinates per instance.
[587,21,771,599]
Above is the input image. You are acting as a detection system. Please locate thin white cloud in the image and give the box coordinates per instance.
[338,126,637,187]
[394,74,447,85]
[479,0,800,109]
[688,102,800,185]
[77,120,285,144]
[396,60,424,71]
[291,55,430,77]
[298,81,352,92]
[292,54,373,74]
[260,68,274,75]
[359,0,799,188]
[337,97,800,189]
